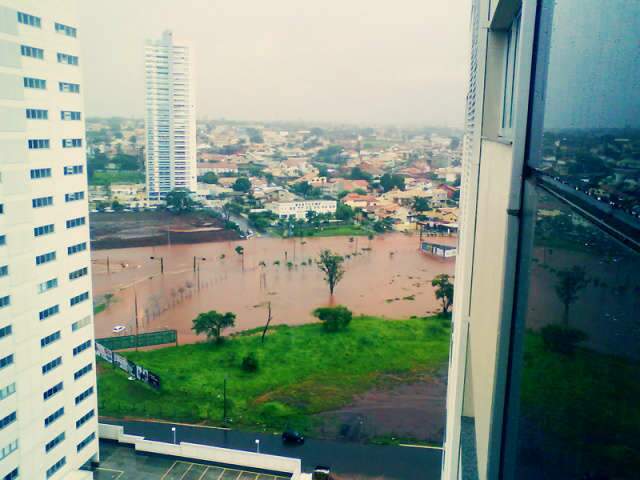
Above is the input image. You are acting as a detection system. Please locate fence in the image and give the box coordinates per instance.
[95,342,161,389]
[96,329,177,351]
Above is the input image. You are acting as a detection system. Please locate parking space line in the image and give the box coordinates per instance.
[179,463,193,480]
[161,461,179,480]
[197,466,209,480]
[95,467,124,480]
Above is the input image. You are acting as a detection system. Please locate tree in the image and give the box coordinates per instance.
[235,245,245,271]
[222,201,243,222]
[313,305,352,332]
[317,250,345,295]
[232,177,252,192]
[201,172,219,184]
[241,352,259,372]
[432,274,454,315]
[413,197,430,212]
[335,203,354,221]
[380,173,405,192]
[554,266,589,326]
[165,188,197,214]
[191,310,236,343]
[350,166,372,182]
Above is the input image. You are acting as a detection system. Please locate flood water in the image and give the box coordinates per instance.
[91,233,455,343]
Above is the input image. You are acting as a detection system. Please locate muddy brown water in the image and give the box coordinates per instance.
[91,233,455,343]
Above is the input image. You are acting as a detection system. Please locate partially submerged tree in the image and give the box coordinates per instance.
[432,274,454,316]
[165,188,197,214]
[554,265,589,326]
[192,310,236,343]
[313,305,353,332]
[317,249,345,295]
[235,245,245,271]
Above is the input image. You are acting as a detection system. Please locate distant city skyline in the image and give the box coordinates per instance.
[79,0,470,127]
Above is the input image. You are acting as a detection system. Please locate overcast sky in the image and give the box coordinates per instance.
[79,0,470,127]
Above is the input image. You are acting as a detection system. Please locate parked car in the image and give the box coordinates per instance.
[281,430,304,445]
[312,466,331,480]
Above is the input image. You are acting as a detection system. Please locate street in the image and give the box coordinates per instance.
[102,419,443,479]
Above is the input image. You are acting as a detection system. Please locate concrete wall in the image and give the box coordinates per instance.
[98,423,302,479]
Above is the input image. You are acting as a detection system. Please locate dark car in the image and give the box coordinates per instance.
[281,430,304,445]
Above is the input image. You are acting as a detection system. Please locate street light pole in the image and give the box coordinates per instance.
[255,439,260,454]
[150,256,164,274]
[223,376,227,424]
[171,427,176,444]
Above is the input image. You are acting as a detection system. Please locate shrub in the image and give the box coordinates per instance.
[313,305,353,332]
[241,352,259,372]
[540,324,588,354]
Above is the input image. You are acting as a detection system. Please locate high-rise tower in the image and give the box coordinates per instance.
[0,1,98,478]
[144,30,197,201]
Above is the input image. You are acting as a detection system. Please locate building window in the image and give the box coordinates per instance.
[44,407,64,427]
[24,77,46,89]
[46,457,66,479]
[69,267,88,280]
[20,45,44,59]
[70,292,89,306]
[55,22,77,37]
[34,224,55,237]
[38,278,58,294]
[33,196,53,208]
[76,432,95,452]
[0,383,15,401]
[74,386,93,405]
[63,165,83,176]
[67,242,87,255]
[0,412,16,430]
[44,432,65,453]
[59,82,80,93]
[43,382,63,401]
[73,339,92,356]
[57,52,79,65]
[60,111,81,121]
[500,11,521,136]
[0,326,11,339]
[61,138,82,148]
[31,168,52,179]
[0,266,7,277]
[36,251,56,265]
[26,108,48,120]
[40,331,61,347]
[66,217,86,229]
[0,296,9,309]
[2,467,17,480]
[0,354,14,370]
[75,409,94,428]
[28,139,49,149]
[39,305,60,321]
[73,363,93,380]
[0,440,18,462]
[65,191,85,202]
[0,235,5,246]
[42,357,62,375]
[17,11,41,27]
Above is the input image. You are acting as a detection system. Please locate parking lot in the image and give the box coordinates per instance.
[95,441,290,480]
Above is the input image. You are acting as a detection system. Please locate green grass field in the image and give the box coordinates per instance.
[270,224,373,238]
[90,170,145,186]
[97,316,450,433]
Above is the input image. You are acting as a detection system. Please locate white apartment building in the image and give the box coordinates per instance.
[266,200,337,220]
[0,1,98,479]
[145,30,196,201]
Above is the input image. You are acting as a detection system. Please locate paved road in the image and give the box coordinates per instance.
[103,419,442,479]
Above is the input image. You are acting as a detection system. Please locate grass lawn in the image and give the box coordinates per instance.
[520,332,640,476]
[97,315,450,433]
[90,170,145,186]
[270,224,374,238]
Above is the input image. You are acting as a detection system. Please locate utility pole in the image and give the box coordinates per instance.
[107,256,110,274]
[134,290,139,351]
[261,301,272,344]
[223,377,228,424]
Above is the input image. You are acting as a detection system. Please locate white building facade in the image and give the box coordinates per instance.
[266,200,337,220]
[145,30,196,201]
[0,1,98,479]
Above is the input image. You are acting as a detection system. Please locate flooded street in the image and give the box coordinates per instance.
[91,233,455,343]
